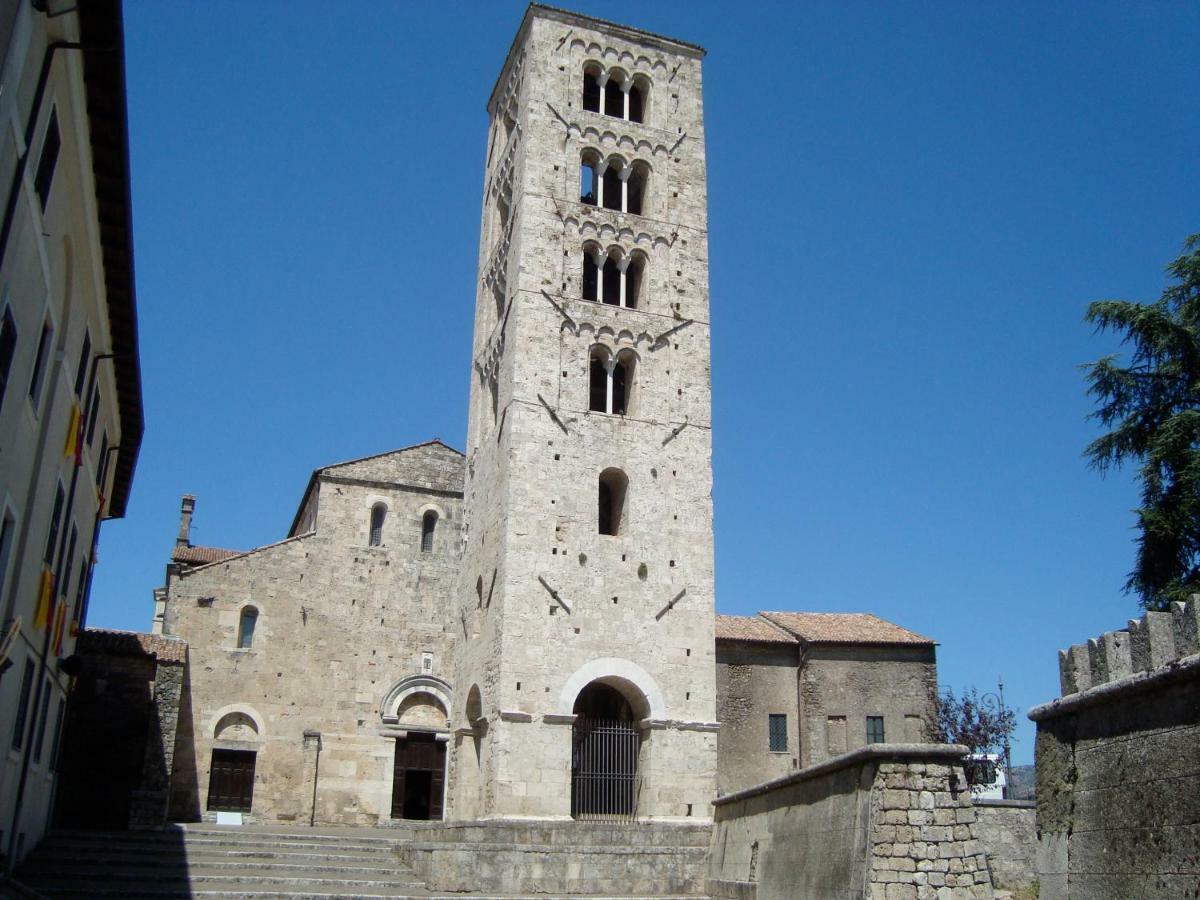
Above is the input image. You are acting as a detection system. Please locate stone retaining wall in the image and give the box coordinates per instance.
[707,744,994,900]
[1030,596,1200,899]
[972,800,1035,891]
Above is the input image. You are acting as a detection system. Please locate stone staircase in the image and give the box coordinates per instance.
[11,822,711,898]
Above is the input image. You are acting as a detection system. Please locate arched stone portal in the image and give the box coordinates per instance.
[570,680,644,821]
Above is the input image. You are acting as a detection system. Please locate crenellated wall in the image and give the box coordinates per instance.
[1030,595,1200,900]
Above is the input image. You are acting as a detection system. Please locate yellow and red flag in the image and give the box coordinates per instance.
[63,403,81,462]
[33,568,55,631]
[52,602,67,655]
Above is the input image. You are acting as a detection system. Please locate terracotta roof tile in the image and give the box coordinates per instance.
[172,545,241,565]
[78,627,188,663]
[761,612,935,646]
[715,615,796,644]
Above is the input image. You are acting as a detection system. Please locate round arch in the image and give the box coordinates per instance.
[557,657,665,720]
[208,703,266,742]
[381,674,454,727]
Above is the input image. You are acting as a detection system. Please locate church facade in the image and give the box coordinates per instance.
[147,5,939,828]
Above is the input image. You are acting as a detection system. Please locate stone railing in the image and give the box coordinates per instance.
[1057,595,1199,695]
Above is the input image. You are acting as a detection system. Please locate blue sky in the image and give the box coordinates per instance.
[93,1,1200,764]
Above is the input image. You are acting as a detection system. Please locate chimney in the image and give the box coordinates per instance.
[177,495,196,547]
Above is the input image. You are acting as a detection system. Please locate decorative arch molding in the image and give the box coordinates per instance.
[417,501,447,520]
[208,703,266,742]
[558,657,666,720]
[572,41,670,76]
[575,321,656,349]
[381,674,453,727]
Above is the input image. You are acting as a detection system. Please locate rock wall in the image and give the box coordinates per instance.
[1030,596,1200,899]
[707,744,994,900]
[972,800,1035,891]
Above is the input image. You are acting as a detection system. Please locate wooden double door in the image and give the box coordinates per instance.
[391,733,445,820]
[207,749,257,812]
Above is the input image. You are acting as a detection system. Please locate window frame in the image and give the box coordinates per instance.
[27,314,54,413]
[768,713,788,753]
[236,606,258,650]
[420,510,437,553]
[368,502,387,547]
[866,715,886,744]
[33,107,61,211]
[0,303,17,418]
[10,659,34,751]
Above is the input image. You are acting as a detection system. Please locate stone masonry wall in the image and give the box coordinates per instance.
[972,800,1036,892]
[715,641,800,796]
[1030,595,1200,900]
[708,744,994,900]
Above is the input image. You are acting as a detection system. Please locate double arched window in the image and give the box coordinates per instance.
[237,606,258,649]
[589,346,636,416]
[579,150,647,216]
[583,64,649,124]
[582,244,645,309]
[421,510,438,553]
[369,503,387,546]
[598,468,628,536]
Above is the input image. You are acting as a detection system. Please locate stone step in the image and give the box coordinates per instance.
[28,846,407,866]
[19,858,423,881]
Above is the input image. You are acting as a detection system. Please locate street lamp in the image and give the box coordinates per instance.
[980,679,1013,799]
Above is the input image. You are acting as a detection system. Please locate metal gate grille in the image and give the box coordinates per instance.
[571,717,639,821]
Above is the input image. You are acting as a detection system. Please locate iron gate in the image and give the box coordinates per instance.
[571,716,640,821]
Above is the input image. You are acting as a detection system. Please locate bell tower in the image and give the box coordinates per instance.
[451,5,716,821]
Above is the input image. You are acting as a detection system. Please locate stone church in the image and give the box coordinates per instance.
[140,4,939,828]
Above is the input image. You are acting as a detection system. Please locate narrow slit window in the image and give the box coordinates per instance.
[598,468,628,536]
[28,319,53,410]
[73,331,91,398]
[237,606,258,649]
[421,511,437,553]
[33,109,60,210]
[0,306,16,415]
[369,503,386,546]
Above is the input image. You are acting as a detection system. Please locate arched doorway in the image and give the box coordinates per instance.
[571,682,640,821]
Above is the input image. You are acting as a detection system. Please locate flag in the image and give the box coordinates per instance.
[63,403,81,460]
[52,602,67,655]
[33,568,55,631]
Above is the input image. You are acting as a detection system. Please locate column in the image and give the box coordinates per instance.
[616,255,631,308]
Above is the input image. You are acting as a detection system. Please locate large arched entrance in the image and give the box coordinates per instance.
[570,682,641,821]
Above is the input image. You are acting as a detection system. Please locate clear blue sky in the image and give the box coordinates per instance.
[92,1,1200,765]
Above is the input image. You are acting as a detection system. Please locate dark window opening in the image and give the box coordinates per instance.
[11,660,34,750]
[96,432,109,489]
[369,503,386,546]
[421,511,437,553]
[43,482,64,566]
[32,680,51,763]
[602,257,621,305]
[602,167,622,212]
[769,714,787,752]
[237,607,257,649]
[28,320,52,409]
[85,384,101,444]
[58,525,77,598]
[583,71,601,113]
[34,110,60,211]
[625,258,642,309]
[627,168,645,216]
[0,306,16,416]
[582,253,598,301]
[589,354,607,412]
[73,331,90,397]
[604,79,624,117]
[598,468,628,536]
[629,83,645,123]
[611,359,628,415]
[866,716,886,744]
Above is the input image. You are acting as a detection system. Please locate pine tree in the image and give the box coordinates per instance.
[1084,234,1200,609]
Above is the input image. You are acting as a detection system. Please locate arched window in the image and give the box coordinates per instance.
[369,503,387,546]
[421,511,438,553]
[602,255,621,305]
[625,254,644,310]
[627,163,648,217]
[629,77,648,124]
[583,66,602,113]
[589,347,610,412]
[237,606,258,649]
[612,351,635,415]
[580,157,597,205]
[601,165,622,212]
[598,468,628,536]
[604,75,625,117]
[583,249,599,301]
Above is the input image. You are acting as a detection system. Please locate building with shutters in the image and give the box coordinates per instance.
[0,0,142,866]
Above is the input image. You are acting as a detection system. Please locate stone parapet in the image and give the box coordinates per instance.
[1056,594,1200,695]
[708,744,994,900]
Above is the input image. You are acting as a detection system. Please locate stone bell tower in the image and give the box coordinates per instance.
[451,5,717,821]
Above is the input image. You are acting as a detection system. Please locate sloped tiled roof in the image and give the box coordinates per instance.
[715,614,796,644]
[761,612,935,646]
[172,545,241,565]
[78,627,187,663]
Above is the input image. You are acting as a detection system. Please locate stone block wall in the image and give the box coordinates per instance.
[972,800,1035,892]
[1030,596,1200,899]
[707,744,994,900]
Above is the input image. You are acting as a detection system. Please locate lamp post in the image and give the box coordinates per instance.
[980,679,1013,799]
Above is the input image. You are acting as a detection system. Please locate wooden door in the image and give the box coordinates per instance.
[207,749,256,812]
[391,733,445,820]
